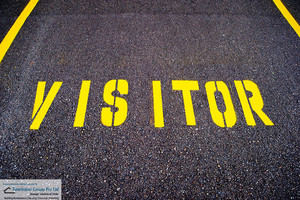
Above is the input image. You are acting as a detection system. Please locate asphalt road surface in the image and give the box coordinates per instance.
[0,0,299,199]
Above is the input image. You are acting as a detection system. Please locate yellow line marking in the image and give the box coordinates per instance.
[153,81,164,128]
[172,80,199,126]
[30,82,62,130]
[32,81,46,119]
[0,0,39,63]
[74,80,91,127]
[273,0,300,37]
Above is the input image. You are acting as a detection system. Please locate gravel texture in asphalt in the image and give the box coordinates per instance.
[0,0,299,199]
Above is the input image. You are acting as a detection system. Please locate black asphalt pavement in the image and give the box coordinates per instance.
[0,0,299,199]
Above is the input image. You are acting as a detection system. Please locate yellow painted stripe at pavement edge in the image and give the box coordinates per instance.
[273,0,300,37]
[0,0,39,63]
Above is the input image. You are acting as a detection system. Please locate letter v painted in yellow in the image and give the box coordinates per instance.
[30,81,62,130]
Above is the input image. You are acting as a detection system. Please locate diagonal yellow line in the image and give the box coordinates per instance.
[0,0,39,63]
[273,0,300,37]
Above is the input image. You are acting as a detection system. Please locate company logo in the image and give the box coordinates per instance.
[4,187,15,194]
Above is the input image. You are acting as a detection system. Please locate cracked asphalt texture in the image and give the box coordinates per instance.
[0,0,299,199]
